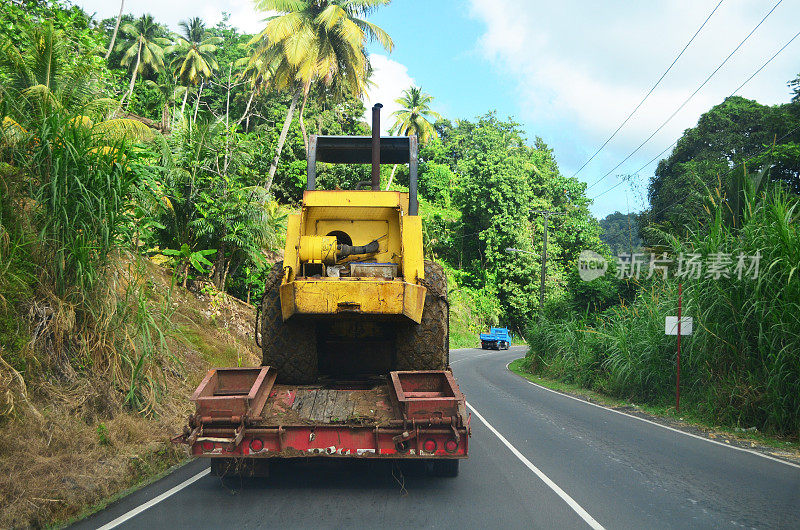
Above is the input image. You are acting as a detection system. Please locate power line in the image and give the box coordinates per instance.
[591,24,800,203]
[571,0,724,179]
[648,122,800,220]
[731,29,800,96]
[586,0,784,191]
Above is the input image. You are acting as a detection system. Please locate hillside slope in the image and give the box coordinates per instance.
[0,259,260,528]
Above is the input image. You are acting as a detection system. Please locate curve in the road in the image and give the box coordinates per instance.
[73,346,799,530]
[505,359,800,472]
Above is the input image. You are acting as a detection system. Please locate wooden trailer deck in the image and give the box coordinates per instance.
[256,383,397,426]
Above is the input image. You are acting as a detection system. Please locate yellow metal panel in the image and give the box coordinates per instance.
[279,279,425,323]
[401,214,424,282]
[283,213,301,281]
[300,199,404,275]
[402,283,426,323]
[279,282,296,321]
[303,190,409,212]
[290,189,421,282]
[302,206,399,221]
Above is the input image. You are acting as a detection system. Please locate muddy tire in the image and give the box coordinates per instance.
[395,260,449,371]
[260,262,317,384]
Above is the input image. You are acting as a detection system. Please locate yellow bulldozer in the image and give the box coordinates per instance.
[257,104,449,384]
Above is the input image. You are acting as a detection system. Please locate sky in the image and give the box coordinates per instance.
[73,0,800,219]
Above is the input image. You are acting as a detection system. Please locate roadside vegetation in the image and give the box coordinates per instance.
[522,89,800,439]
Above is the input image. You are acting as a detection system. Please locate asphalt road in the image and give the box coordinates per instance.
[75,346,800,529]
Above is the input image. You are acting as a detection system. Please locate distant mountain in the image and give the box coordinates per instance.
[599,211,642,256]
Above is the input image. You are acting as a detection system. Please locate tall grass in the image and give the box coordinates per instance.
[1,95,172,415]
[20,111,133,299]
[525,185,800,435]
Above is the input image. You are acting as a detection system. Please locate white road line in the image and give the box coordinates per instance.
[450,352,496,364]
[505,361,800,470]
[466,401,605,530]
[96,468,210,529]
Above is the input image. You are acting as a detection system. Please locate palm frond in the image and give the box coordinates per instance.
[254,0,307,13]
[351,18,393,51]
[92,118,154,142]
[316,5,347,30]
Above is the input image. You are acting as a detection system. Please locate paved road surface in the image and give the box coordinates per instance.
[75,347,800,529]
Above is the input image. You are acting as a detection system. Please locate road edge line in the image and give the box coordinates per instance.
[466,401,605,530]
[96,468,210,529]
[506,361,800,470]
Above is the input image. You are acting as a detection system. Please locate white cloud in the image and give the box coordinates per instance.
[467,0,800,181]
[75,0,267,34]
[362,54,416,134]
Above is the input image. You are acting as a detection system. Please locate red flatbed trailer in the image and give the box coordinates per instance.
[175,367,470,476]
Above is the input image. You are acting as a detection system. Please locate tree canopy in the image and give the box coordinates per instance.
[647,95,800,233]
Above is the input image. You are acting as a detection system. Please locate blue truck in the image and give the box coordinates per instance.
[479,327,511,350]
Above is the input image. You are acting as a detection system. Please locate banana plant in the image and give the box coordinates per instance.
[162,243,216,288]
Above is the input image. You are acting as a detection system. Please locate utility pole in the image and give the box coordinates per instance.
[531,210,567,312]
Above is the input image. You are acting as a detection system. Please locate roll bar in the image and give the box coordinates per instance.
[306,130,419,214]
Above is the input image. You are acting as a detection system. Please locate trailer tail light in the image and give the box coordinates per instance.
[249,438,264,452]
[202,441,215,452]
[445,439,458,453]
[423,439,437,453]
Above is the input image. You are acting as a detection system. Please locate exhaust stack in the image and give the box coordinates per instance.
[371,103,382,190]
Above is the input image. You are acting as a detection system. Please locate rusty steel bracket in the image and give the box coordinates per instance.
[187,425,202,445]
[449,419,460,443]
[392,430,417,444]
[277,426,285,451]
[228,423,245,451]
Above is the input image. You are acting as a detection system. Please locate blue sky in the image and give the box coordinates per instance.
[74,0,800,219]
[363,0,519,125]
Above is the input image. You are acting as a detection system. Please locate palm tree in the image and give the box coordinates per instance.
[0,22,98,111]
[0,21,155,144]
[386,86,441,189]
[144,77,184,131]
[247,0,393,193]
[105,0,125,60]
[234,52,276,129]
[389,87,440,142]
[116,15,170,107]
[167,17,221,120]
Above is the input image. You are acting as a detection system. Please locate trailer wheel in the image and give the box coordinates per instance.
[260,261,317,384]
[431,459,459,477]
[396,260,449,371]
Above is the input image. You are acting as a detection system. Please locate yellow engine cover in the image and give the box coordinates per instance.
[280,279,426,323]
[298,235,338,264]
[280,190,425,323]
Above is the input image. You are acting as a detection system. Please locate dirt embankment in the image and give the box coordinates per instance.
[0,259,261,528]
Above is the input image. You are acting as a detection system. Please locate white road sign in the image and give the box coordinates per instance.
[665,316,693,336]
